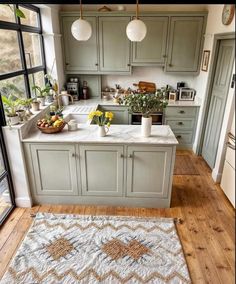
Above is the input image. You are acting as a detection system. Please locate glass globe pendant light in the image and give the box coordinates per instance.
[126,0,147,42]
[71,0,92,41]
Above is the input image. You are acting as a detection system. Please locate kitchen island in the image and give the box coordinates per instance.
[23,124,178,208]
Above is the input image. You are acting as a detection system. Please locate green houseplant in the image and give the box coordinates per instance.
[1,94,21,125]
[121,90,168,137]
[32,85,50,107]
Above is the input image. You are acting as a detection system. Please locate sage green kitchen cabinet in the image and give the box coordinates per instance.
[126,146,173,198]
[79,145,124,196]
[99,105,130,124]
[98,16,131,73]
[132,16,168,65]
[165,16,204,73]
[164,106,200,149]
[61,16,98,73]
[24,144,79,196]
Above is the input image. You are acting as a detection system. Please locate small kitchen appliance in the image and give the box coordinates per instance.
[179,88,196,101]
[67,81,79,101]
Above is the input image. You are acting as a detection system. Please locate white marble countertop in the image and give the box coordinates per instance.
[22,124,178,145]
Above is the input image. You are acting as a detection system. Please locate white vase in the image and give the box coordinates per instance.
[141,116,152,137]
[97,125,109,137]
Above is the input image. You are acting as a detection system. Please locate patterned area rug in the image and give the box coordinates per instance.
[1,213,191,284]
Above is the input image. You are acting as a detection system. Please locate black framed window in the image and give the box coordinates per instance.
[0,4,46,109]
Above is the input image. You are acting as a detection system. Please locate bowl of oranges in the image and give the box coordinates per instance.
[37,115,66,134]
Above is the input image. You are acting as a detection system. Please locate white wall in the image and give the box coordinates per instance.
[192,4,235,182]
[102,67,196,91]
[40,5,65,91]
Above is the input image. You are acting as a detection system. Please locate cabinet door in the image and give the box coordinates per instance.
[100,106,129,124]
[127,146,173,198]
[166,16,204,72]
[80,145,124,196]
[61,16,98,72]
[99,16,131,73]
[30,144,78,196]
[132,17,168,65]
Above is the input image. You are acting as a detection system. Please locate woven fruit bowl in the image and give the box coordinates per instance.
[37,122,66,134]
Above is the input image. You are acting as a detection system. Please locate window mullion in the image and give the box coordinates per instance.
[16,9,31,99]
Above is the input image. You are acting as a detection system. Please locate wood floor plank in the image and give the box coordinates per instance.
[0,151,235,283]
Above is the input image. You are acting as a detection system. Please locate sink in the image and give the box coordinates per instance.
[69,106,96,114]
[64,113,91,124]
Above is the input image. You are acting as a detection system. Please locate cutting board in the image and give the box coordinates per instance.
[133,81,156,93]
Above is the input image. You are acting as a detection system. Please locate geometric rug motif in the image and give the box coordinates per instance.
[0,213,191,284]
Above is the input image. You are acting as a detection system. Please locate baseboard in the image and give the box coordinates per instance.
[15,197,32,208]
[212,169,222,183]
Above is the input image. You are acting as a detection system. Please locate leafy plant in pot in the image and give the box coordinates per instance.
[1,94,21,125]
[121,91,168,137]
[18,97,34,117]
[32,85,50,107]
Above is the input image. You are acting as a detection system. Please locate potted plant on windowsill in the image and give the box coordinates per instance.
[121,91,168,137]
[1,94,20,125]
[32,85,50,107]
[18,97,34,117]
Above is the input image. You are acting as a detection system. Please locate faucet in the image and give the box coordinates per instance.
[57,93,74,109]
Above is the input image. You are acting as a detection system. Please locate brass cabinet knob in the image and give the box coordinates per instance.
[95,63,98,66]
[168,64,173,67]
[178,122,184,125]
[120,154,124,158]
[176,135,182,139]
[179,110,185,114]
[128,154,133,158]
[127,63,131,67]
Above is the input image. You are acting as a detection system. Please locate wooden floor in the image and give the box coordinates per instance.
[0,151,235,283]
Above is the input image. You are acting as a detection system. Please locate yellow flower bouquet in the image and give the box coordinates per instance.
[88,110,114,127]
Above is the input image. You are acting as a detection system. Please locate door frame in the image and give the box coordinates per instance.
[0,98,16,226]
[196,32,235,155]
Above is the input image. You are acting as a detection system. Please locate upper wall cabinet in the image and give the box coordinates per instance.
[61,16,98,73]
[98,16,131,73]
[165,16,204,73]
[132,16,168,66]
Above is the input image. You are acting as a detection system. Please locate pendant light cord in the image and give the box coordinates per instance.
[80,0,83,19]
[136,0,139,19]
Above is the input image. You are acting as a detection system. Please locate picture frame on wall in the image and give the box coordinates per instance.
[201,50,211,72]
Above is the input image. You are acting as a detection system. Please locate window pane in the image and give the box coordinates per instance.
[0,76,26,98]
[22,32,42,68]
[0,30,22,75]
[29,71,45,97]
[19,7,38,27]
[0,5,16,23]
[0,177,12,217]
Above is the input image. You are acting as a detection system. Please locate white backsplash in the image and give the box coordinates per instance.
[102,66,196,91]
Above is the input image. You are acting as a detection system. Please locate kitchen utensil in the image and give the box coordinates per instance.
[133,81,156,93]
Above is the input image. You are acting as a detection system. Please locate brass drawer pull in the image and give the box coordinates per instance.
[176,135,182,139]
[128,154,133,158]
[120,154,124,158]
[168,64,173,67]
[179,110,185,114]
[178,122,184,125]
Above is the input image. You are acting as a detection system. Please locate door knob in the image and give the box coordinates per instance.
[72,153,76,158]
[95,63,98,66]
[127,63,131,67]
[128,154,133,158]
[120,154,124,158]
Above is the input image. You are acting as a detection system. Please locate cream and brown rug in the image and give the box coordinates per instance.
[0,213,191,284]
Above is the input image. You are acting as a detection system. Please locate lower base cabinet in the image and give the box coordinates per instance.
[24,144,79,196]
[126,146,173,198]
[24,143,175,208]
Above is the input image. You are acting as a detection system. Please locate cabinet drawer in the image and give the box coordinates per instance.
[174,131,194,144]
[165,118,195,129]
[165,107,197,117]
